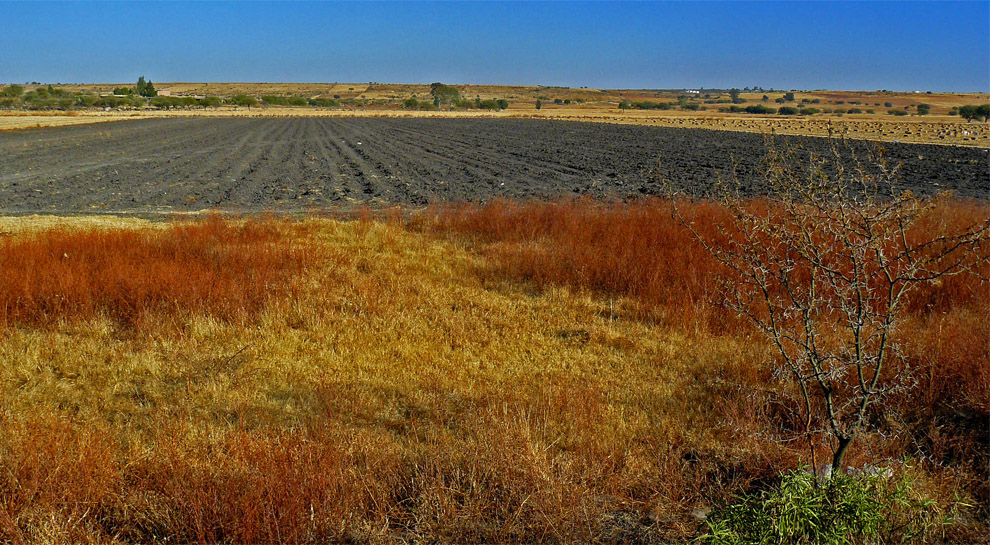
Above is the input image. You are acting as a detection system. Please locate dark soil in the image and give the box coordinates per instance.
[1,118,986,214]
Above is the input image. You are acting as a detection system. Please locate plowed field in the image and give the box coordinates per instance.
[1,118,987,213]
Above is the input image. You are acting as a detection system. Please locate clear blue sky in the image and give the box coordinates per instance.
[1,1,988,91]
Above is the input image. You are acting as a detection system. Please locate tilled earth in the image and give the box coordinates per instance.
[1,117,987,213]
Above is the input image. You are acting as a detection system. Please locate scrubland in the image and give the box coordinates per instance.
[0,199,987,543]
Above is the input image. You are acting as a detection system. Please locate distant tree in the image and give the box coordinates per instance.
[535,99,542,110]
[619,99,631,110]
[958,104,990,122]
[916,104,931,116]
[553,98,564,105]
[783,92,795,102]
[113,87,134,96]
[778,106,799,115]
[496,99,509,110]
[429,82,460,109]
[230,94,258,109]
[762,94,769,102]
[729,88,742,103]
[744,104,775,114]
[137,76,158,98]
[884,102,893,108]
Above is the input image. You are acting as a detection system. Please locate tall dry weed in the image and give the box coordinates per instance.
[0,216,311,330]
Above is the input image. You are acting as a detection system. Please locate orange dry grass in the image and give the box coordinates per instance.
[417,198,738,330]
[0,209,985,543]
[418,196,990,450]
[419,197,988,320]
[0,217,310,329]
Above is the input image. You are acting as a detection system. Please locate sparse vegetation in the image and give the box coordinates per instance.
[0,179,985,542]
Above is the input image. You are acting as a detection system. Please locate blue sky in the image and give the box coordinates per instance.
[1,1,988,91]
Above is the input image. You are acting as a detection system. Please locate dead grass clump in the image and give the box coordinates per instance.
[0,216,311,330]
[0,415,119,543]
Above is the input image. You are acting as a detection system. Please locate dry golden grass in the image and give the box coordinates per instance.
[0,111,136,131]
[0,203,986,543]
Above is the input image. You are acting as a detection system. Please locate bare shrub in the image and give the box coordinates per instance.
[670,142,990,474]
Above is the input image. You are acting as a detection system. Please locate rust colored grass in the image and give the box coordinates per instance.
[416,198,741,331]
[418,196,990,482]
[0,217,311,329]
[419,197,988,325]
[0,206,986,543]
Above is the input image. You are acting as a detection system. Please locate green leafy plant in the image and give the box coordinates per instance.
[701,467,957,545]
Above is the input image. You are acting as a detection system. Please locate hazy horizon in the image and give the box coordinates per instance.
[2,1,988,93]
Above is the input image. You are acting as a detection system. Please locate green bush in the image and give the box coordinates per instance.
[307,98,337,108]
[476,98,508,110]
[402,98,435,111]
[958,104,990,122]
[889,109,909,116]
[199,96,222,108]
[744,104,775,114]
[778,106,799,115]
[287,97,307,106]
[151,96,185,110]
[1,84,24,97]
[917,104,931,115]
[783,92,795,101]
[799,107,820,115]
[884,102,893,108]
[701,468,952,545]
[230,95,258,108]
[847,108,863,114]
